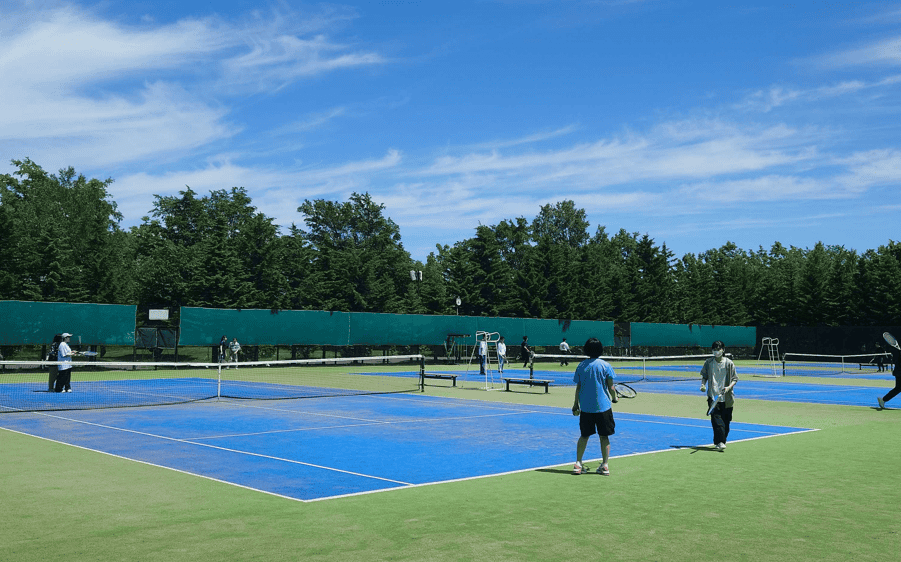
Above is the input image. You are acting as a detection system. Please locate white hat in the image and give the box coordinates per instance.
[61,333,72,337]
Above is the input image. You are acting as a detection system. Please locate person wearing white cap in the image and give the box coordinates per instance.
[54,333,79,392]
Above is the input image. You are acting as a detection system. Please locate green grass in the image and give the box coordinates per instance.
[2,370,899,561]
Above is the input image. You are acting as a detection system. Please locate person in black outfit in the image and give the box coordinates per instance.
[877,339,901,409]
[47,334,62,391]
[521,336,532,368]
[874,341,886,372]
[219,335,228,363]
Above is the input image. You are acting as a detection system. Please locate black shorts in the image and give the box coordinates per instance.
[579,409,615,437]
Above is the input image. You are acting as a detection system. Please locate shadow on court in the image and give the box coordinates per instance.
[669,445,723,454]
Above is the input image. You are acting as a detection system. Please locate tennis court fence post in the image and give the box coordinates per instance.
[217,363,222,400]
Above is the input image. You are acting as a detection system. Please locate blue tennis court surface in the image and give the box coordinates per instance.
[523,370,890,408]
[632,380,888,408]
[444,368,893,408]
[0,393,809,501]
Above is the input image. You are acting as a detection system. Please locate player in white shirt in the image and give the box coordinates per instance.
[478,339,488,375]
[496,337,507,373]
[55,332,80,392]
[559,338,571,366]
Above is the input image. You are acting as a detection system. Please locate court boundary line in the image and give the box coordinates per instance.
[0,425,307,503]
[1,410,415,487]
[303,428,820,502]
[316,391,819,431]
[0,401,818,503]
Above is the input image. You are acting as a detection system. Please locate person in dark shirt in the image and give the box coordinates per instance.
[877,337,901,409]
[520,336,532,368]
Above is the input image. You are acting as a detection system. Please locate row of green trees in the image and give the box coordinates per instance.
[2,159,899,326]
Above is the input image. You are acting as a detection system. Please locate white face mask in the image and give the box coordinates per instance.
[713,349,724,359]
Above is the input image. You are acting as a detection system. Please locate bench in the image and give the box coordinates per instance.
[503,377,552,393]
[420,373,459,387]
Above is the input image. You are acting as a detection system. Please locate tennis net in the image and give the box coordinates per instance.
[530,353,717,384]
[0,354,425,413]
[781,352,892,377]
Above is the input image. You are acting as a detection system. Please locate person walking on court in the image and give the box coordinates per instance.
[55,333,78,392]
[572,337,617,476]
[47,334,62,391]
[559,338,571,366]
[497,336,507,373]
[229,337,242,368]
[700,340,738,451]
[874,341,886,373]
[477,337,488,375]
[877,336,901,409]
[520,336,531,368]
[219,335,228,363]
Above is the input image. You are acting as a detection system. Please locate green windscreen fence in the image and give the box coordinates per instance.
[0,301,136,345]
[179,307,615,347]
[180,308,351,346]
[630,322,756,348]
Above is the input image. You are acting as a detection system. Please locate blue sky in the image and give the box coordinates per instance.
[2,0,899,262]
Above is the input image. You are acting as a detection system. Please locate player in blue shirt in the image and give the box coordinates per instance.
[571,337,617,475]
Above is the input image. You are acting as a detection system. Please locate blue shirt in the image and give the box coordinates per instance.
[573,357,616,413]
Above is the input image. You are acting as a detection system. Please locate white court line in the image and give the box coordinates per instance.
[336,391,817,431]
[189,410,551,440]
[2,410,413,487]
[741,386,862,398]
[0,396,820,504]
[195,399,802,440]
[303,428,821,503]
[0,425,306,503]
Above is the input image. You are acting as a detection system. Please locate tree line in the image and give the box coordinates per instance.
[2,159,899,326]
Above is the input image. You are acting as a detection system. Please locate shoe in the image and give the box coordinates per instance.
[716,443,725,451]
[596,464,610,476]
[65,388,72,393]
[572,462,588,475]
[878,397,886,409]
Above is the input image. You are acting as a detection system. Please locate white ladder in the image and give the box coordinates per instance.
[756,337,781,377]
[465,331,503,390]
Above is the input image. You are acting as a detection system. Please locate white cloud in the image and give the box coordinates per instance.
[0,82,236,168]
[737,76,901,112]
[838,149,901,186]
[820,36,901,67]
[113,150,402,230]
[0,7,230,86]
[0,3,388,172]
[469,125,581,150]
[272,107,348,135]
[222,34,386,92]
[676,175,860,205]
[417,120,816,190]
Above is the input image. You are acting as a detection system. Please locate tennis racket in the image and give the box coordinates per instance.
[884,332,899,350]
[707,393,723,416]
[614,383,637,399]
[77,351,99,356]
